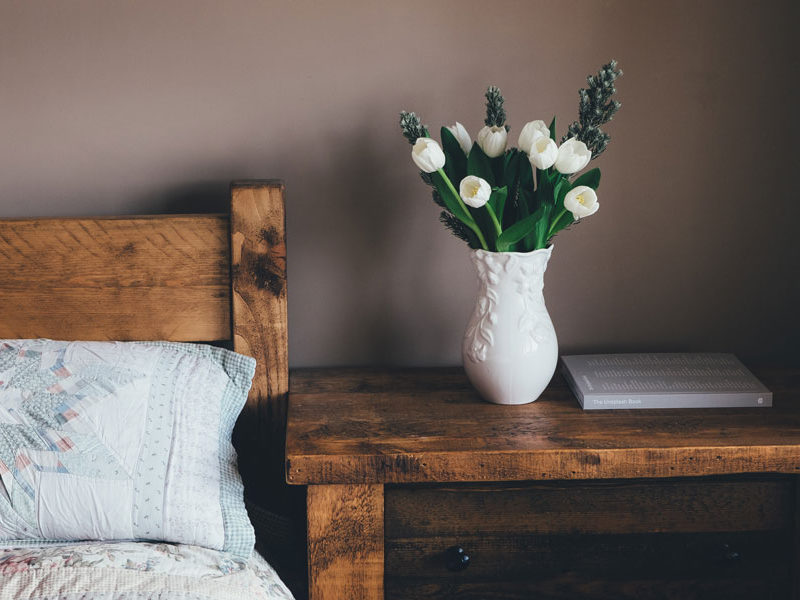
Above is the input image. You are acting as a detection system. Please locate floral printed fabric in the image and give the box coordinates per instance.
[0,541,294,600]
[0,340,256,558]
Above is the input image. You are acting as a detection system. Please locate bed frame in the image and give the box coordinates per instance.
[0,181,289,512]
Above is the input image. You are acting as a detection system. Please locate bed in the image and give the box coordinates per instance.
[0,182,295,599]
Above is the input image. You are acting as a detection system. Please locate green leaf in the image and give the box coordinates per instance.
[440,126,468,183]
[467,142,495,186]
[549,116,557,141]
[490,154,506,187]
[533,204,553,249]
[518,156,534,195]
[470,205,497,246]
[553,175,571,209]
[489,186,508,223]
[430,170,471,225]
[548,209,575,241]
[503,149,519,186]
[496,205,546,252]
[572,167,601,190]
[501,151,520,228]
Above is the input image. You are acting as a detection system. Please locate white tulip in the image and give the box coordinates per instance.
[563,186,599,220]
[459,175,492,208]
[476,125,507,158]
[554,138,591,174]
[411,137,446,173]
[528,136,559,170]
[518,120,550,154]
[446,122,472,155]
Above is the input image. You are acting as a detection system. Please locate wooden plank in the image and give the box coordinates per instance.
[285,368,800,485]
[384,531,793,599]
[794,475,800,599]
[384,477,795,538]
[0,215,231,341]
[307,484,384,600]
[229,181,290,511]
[290,367,473,395]
[387,578,782,600]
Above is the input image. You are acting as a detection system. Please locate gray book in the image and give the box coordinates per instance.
[560,353,772,410]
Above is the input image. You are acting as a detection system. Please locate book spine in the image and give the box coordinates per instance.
[580,392,773,410]
[560,364,585,408]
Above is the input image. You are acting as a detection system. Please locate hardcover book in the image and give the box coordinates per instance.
[560,353,772,410]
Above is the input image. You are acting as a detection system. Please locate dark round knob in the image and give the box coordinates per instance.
[721,543,740,562]
[445,545,470,572]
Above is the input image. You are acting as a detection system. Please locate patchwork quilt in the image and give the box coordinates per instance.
[0,541,294,599]
[0,340,256,557]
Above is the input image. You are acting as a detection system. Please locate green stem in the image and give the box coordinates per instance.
[485,203,502,237]
[437,169,489,251]
[547,208,568,238]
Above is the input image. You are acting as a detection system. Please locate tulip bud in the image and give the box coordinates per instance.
[528,136,558,170]
[446,122,472,155]
[459,176,492,208]
[554,138,591,174]
[564,185,599,220]
[411,137,446,173]
[476,125,507,158]
[517,120,550,154]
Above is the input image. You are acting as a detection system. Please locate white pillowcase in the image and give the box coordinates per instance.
[0,340,256,558]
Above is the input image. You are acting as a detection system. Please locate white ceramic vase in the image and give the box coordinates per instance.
[462,246,558,405]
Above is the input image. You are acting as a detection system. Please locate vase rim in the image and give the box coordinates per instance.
[472,245,553,258]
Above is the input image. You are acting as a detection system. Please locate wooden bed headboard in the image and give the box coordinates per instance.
[0,181,288,509]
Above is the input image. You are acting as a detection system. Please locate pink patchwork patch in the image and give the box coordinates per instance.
[55,437,74,451]
[47,384,64,393]
[53,367,71,378]
[15,454,31,470]
[62,409,78,421]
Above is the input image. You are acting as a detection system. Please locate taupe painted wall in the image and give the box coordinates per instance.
[1,0,797,366]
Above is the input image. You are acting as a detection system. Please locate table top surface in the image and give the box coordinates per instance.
[285,366,800,485]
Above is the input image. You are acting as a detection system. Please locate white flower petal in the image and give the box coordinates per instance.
[447,122,472,155]
[459,175,492,208]
[476,126,508,158]
[563,185,599,220]
[528,137,558,170]
[411,137,446,173]
[518,120,550,154]
[554,138,592,174]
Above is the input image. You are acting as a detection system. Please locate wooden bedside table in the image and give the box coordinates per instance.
[286,367,800,600]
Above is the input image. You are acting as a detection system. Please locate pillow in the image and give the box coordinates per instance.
[0,339,256,558]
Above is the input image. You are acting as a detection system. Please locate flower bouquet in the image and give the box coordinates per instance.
[399,60,622,405]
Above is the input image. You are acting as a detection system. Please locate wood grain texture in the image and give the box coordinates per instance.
[383,477,795,599]
[230,182,291,509]
[386,580,786,600]
[286,367,800,485]
[385,530,793,583]
[795,476,800,599]
[384,476,795,538]
[0,215,230,341]
[307,484,384,600]
[384,477,795,599]
[385,530,793,600]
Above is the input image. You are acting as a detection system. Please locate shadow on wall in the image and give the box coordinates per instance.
[277,105,464,366]
[155,182,231,214]
[140,110,446,366]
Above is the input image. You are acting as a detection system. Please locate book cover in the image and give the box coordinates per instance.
[560,353,772,410]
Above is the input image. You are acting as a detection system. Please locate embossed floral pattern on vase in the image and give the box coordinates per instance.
[463,247,558,405]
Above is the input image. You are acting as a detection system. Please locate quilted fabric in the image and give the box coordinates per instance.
[0,541,294,599]
[0,340,256,558]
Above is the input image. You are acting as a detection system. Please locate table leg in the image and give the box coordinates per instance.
[307,483,384,600]
[794,476,800,599]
